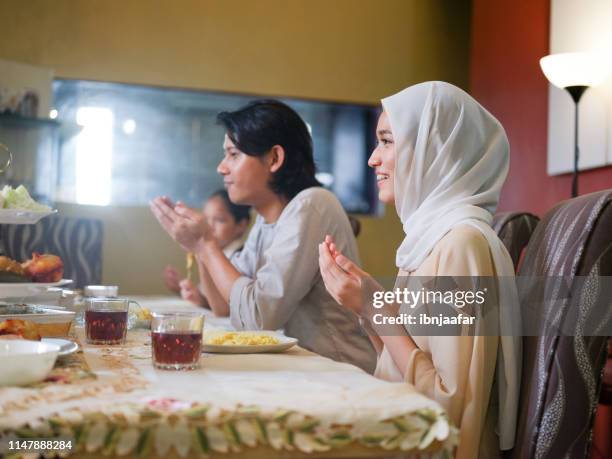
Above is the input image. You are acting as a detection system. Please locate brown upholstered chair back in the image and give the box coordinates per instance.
[492,212,540,272]
[511,190,612,459]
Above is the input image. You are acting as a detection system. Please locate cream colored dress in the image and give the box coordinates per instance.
[374,225,500,459]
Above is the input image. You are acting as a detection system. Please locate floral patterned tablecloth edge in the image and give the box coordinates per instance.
[1,399,457,458]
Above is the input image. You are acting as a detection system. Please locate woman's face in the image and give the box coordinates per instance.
[217,135,275,206]
[368,111,396,203]
[202,196,246,249]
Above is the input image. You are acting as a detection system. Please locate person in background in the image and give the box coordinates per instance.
[151,100,376,372]
[318,82,521,458]
[163,189,250,306]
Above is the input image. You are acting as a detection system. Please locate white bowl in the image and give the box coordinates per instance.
[0,340,60,386]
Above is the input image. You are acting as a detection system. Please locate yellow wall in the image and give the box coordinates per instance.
[0,0,471,293]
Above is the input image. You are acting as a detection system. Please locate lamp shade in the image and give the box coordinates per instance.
[540,52,608,88]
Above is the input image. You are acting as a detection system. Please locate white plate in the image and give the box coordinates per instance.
[42,338,79,357]
[0,208,57,224]
[0,279,73,299]
[202,331,298,354]
[0,304,76,325]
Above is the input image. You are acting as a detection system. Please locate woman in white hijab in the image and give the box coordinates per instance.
[319,81,521,458]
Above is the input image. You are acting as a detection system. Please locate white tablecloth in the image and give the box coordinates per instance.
[0,296,457,458]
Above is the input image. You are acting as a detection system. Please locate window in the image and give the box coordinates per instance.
[53,80,379,213]
[74,107,113,205]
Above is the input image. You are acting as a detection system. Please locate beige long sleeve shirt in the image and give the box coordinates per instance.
[375,225,501,459]
[229,187,376,373]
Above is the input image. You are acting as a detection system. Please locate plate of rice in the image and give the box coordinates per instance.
[202,330,298,354]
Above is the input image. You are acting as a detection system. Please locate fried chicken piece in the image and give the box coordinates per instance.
[0,319,41,340]
[0,256,29,282]
[22,253,64,283]
[0,256,24,275]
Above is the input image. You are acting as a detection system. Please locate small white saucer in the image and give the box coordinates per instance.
[41,338,79,357]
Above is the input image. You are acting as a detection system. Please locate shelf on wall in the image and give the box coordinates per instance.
[0,113,61,128]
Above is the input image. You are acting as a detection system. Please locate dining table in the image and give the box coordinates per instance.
[0,295,457,459]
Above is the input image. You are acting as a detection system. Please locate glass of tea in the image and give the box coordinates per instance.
[151,312,204,370]
[85,297,130,345]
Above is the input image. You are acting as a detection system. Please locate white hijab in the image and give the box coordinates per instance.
[382,81,521,450]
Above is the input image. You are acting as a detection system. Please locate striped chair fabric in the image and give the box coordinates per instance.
[0,215,103,288]
[492,211,540,272]
[510,190,612,459]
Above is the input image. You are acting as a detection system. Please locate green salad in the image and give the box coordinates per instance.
[0,185,51,212]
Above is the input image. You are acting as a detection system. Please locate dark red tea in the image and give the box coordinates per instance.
[85,310,128,344]
[151,331,202,365]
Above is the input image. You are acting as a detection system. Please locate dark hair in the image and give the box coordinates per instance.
[209,189,250,223]
[216,100,321,200]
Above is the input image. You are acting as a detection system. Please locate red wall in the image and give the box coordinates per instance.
[470,0,612,216]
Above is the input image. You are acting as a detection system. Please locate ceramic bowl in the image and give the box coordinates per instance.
[0,339,60,386]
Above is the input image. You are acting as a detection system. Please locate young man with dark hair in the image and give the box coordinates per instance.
[151,100,375,372]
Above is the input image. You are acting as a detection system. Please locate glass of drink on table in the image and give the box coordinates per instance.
[84,297,130,345]
[151,312,204,370]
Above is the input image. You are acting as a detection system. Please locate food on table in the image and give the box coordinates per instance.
[0,255,28,282]
[127,304,153,329]
[22,253,64,283]
[0,304,74,337]
[135,306,153,322]
[186,252,195,281]
[36,321,72,338]
[0,253,64,283]
[206,331,280,346]
[0,318,41,340]
[0,185,51,212]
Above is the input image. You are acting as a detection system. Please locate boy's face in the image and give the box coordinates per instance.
[217,135,273,206]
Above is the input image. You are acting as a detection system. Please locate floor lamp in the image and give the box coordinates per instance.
[540,52,607,198]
